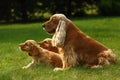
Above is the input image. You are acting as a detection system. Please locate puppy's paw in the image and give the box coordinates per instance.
[22,66,29,69]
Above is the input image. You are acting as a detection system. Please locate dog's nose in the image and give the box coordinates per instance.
[19,43,23,46]
[42,24,45,27]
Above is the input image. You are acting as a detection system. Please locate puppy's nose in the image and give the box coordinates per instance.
[42,24,45,27]
[19,43,23,46]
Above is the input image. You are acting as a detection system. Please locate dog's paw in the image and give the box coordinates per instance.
[91,65,103,68]
[53,68,62,71]
[53,67,67,71]
[22,66,29,69]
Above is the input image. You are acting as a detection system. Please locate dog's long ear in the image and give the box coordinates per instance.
[30,44,39,56]
[52,20,66,47]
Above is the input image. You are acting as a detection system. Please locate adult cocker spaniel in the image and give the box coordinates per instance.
[19,40,62,69]
[42,14,117,71]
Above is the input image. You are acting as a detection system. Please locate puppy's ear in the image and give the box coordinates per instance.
[30,44,39,56]
[52,20,66,47]
[38,42,42,46]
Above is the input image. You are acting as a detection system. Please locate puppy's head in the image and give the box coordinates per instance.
[19,40,37,56]
[39,38,59,53]
[42,14,67,34]
[39,38,52,49]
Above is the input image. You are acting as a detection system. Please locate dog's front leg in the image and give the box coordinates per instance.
[53,56,70,71]
[22,59,36,69]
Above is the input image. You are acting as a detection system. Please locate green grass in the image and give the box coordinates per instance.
[0,17,120,80]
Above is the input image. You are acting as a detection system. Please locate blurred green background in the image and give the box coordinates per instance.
[0,0,120,23]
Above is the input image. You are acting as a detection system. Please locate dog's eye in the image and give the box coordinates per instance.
[25,43,28,46]
[52,18,59,24]
[52,18,56,22]
[44,41,48,43]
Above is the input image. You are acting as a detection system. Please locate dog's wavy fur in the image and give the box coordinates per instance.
[39,38,63,54]
[43,14,117,71]
[19,40,62,69]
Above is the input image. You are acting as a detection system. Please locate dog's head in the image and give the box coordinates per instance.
[42,14,68,47]
[19,40,38,56]
[39,38,59,53]
[39,38,52,49]
[42,14,67,34]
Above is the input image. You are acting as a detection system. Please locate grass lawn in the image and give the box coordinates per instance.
[0,17,120,80]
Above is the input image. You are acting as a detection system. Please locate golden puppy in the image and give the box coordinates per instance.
[42,14,117,71]
[19,40,62,69]
[39,38,59,53]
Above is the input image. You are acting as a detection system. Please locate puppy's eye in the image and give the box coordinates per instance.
[44,41,48,43]
[25,43,28,46]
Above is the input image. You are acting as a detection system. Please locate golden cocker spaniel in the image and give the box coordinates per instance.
[39,38,60,53]
[19,40,62,69]
[42,14,117,71]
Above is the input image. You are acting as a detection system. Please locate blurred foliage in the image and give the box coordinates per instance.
[97,0,120,16]
[0,0,120,23]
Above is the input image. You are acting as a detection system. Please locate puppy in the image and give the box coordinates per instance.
[19,40,62,69]
[39,38,59,53]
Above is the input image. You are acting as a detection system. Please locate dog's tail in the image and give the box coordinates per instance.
[107,49,117,64]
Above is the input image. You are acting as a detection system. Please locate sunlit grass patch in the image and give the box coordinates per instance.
[0,17,120,80]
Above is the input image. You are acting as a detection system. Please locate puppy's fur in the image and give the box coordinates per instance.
[39,38,59,53]
[42,14,117,71]
[19,40,62,69]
